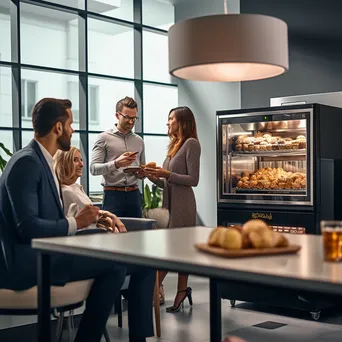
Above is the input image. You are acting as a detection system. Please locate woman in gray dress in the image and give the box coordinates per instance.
[146,106,201,312]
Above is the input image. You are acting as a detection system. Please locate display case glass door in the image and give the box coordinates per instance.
[218,109,313,206]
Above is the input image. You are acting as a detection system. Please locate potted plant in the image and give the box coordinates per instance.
[142,184,169,228]
[0,142,12,172]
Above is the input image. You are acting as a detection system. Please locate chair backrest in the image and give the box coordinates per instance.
[75,227,108,235]
[0,212,10,288]
[119,217,157,232]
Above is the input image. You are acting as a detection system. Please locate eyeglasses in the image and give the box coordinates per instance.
[117,112,139,123]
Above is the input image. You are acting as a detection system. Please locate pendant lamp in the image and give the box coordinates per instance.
[168,1,289,82]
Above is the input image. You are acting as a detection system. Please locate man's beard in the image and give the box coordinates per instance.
[57,130,71,151]
[124,123,134,131]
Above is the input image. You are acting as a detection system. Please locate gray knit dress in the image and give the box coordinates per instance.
[155,138,201,228]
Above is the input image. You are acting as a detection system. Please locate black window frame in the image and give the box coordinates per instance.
[0,0,178,197]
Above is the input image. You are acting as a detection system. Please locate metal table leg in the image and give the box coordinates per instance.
[210,278,221,342]
[37,252,51,342]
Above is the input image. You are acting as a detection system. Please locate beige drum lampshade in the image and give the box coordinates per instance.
[168,14,289,82]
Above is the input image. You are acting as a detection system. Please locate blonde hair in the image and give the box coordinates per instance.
[54,146,80,185]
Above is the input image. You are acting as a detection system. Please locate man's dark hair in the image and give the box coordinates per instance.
[116,96,138,113]
[32,98,72,137]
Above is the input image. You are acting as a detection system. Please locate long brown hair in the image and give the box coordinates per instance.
[54,147,80,185]
[167,106,199,158]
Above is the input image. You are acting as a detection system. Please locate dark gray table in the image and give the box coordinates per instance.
[32,227,342,342]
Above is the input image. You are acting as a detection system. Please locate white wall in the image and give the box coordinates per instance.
[174,0,241,227]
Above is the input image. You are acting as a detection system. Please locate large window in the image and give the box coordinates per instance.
[0,2,11,62]
[0,66,12,128]
[0,0,177,198]
[68,82,99,124]
[21,79,37,120]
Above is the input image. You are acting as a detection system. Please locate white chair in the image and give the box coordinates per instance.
[0,226,110,342]
[0,280,99,341]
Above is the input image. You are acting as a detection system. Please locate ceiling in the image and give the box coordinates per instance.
[241,0,342,41]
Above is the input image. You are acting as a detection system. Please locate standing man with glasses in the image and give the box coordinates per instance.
[90,96,146,217]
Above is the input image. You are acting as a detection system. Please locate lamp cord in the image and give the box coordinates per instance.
[224,0,228,14]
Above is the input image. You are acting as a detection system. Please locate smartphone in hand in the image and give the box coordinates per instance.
[124,151,138,157]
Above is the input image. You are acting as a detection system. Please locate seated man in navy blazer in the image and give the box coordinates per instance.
[0,98,155,342]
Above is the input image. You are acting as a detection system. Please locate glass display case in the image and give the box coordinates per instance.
[218,108,312,206]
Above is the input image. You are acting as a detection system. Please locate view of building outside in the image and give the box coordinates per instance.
[0,0,178,194]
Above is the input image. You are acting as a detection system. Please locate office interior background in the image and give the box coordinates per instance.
[0,0,242,229]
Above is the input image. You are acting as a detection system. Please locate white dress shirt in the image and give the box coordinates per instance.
[35,140,77,235]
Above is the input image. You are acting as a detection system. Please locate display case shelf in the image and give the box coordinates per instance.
[235,188,306,194]
[230,150,306,157]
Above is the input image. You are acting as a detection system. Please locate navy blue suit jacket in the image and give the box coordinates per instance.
[0,140,70,290]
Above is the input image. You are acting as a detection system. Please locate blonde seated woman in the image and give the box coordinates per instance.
[54,146,126,233]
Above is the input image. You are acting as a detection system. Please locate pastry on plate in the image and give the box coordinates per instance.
[208,226,243,249]
[242,219,289,248]
[207,220,290,251]
[141,161,157,168]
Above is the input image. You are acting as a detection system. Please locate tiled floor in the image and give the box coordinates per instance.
[1,273,342,341]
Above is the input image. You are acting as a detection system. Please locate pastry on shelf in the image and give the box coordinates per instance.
[248,144,255,151]
[235,144,242,151]
[233,131,307,152]
[236,167,306,190]
[299,140,306,149]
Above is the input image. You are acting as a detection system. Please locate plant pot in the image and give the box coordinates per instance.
[143,208,170,228]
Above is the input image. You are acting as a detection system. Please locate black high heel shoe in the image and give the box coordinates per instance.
[166,287,193,313]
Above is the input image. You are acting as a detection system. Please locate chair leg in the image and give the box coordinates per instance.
[56,311,64,342]
[103,327,111,342]
[115,295,123,328]
[70,309,75,331]
[153,271,161,337]
[67,312,74,342]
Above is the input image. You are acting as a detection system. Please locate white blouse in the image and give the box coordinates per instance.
[61,183,93,217]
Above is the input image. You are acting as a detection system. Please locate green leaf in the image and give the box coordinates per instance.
[142,184,163,210]
[0,155,6,172]
[143,184,152,210]
[0,143,12,157]
[151,188,158,209]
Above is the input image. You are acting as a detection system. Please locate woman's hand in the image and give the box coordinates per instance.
[146,174,160,183]
[135,168,146,179]
[112,215,127,233]
[145,167,170,179]
[100,210,127,233]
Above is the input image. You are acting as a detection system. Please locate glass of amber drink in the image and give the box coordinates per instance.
[321,221,342,262]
